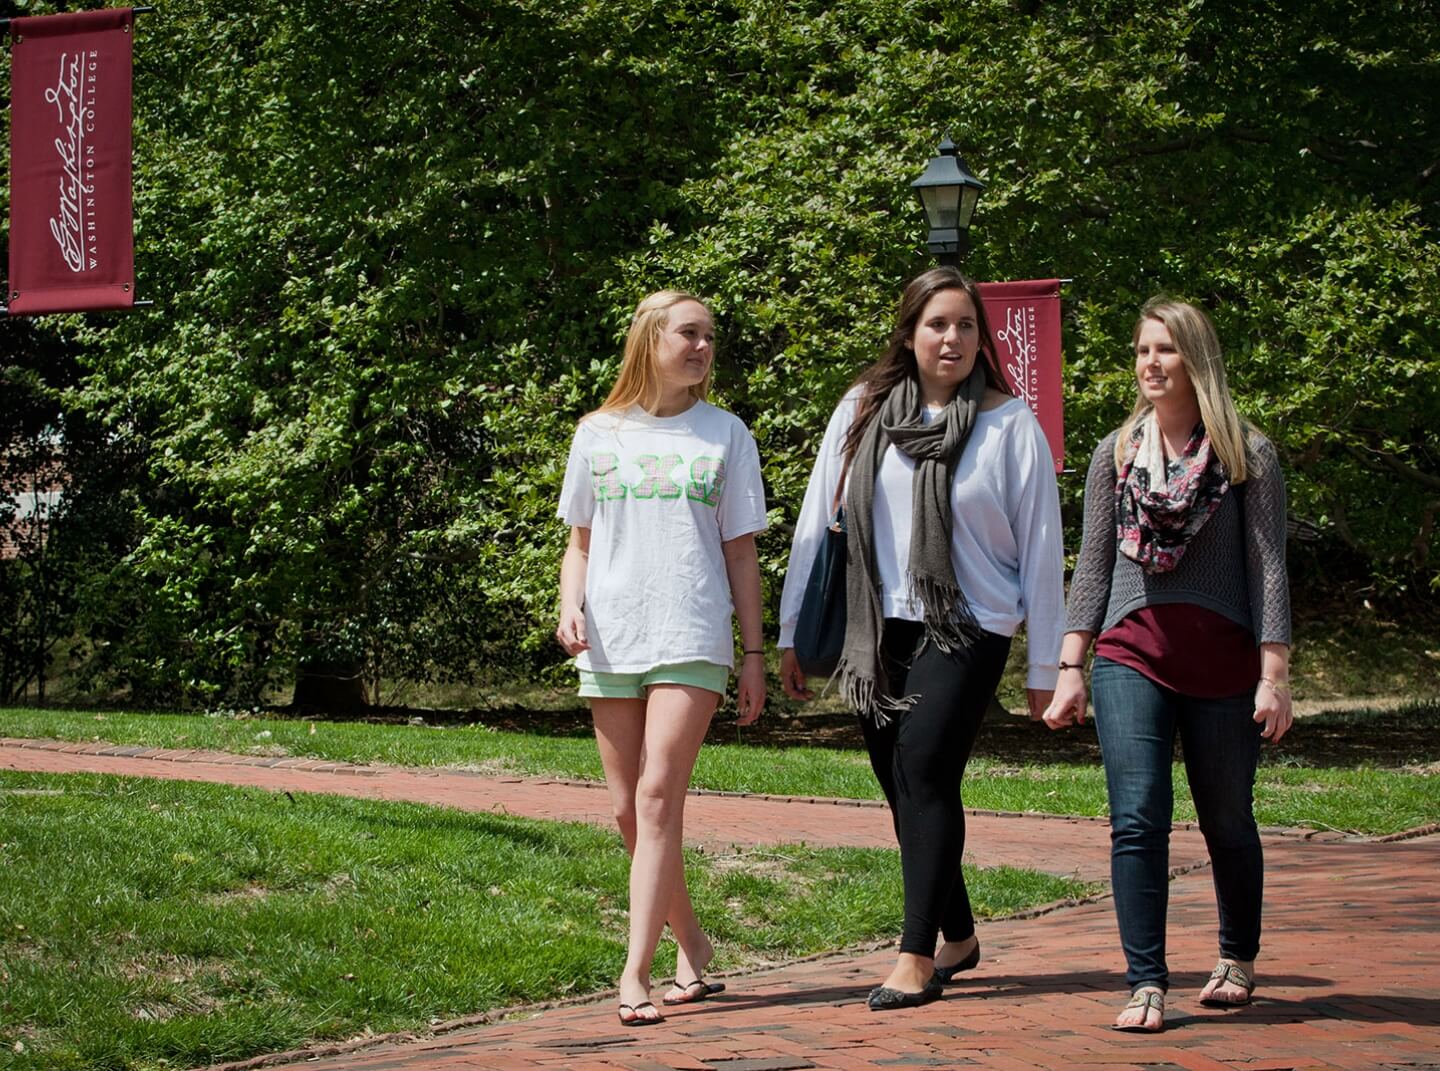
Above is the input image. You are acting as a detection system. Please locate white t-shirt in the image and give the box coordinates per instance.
[779,389,1065,690]
[558,401,768,673]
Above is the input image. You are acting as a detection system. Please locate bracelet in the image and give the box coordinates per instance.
[1260,676,1291,695]
[1057,661,1085,672]
[742,649,765,656]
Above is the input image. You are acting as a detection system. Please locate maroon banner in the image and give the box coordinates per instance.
[7,8,135,315]
[979,279,1065,472]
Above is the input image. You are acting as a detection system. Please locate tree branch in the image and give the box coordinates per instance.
[1344,443,1440,493]
[1328,498,1367,557]
[1300,142,1348,166]
[1413,499,1439,567]
[1293,432,1327,469]
[399,548,482,564]
[1107,125,1275,164]
[1109,133,1207,159]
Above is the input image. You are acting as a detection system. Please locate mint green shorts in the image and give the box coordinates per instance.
[578,661,729,699]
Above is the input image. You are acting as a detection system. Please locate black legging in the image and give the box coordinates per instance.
[861,618,1012,957]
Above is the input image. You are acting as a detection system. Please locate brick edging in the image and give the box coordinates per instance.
[1374,821,1440,843]
[0,736,382,776]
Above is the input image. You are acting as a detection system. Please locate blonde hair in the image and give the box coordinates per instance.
[593,290,713,416]
[1115,297,1253,483]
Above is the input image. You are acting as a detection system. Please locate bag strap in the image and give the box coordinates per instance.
[834,404,864,517]
[832,453,850,521]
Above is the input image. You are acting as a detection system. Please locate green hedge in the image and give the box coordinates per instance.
[2,0,1436,704]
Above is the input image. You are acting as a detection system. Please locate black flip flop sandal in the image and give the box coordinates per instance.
[662,978,727,1005]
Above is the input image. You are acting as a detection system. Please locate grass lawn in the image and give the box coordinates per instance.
[1,705,1436,835]
[0,771,1091,1071]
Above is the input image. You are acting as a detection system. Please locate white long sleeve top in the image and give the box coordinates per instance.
[779,388,1065,691]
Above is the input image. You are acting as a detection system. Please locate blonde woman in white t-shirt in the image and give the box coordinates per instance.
[556,291,768,1027]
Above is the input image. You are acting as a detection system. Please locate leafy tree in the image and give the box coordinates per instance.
[0,319,70,701]
[9,0,742,705]
[0,315,139,702]
[1,0,1434,707]
[622,0,1440,590]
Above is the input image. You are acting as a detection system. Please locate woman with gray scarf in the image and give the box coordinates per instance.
[779,267,1065,1010]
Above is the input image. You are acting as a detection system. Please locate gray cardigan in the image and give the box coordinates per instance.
[1065,429,1291,646]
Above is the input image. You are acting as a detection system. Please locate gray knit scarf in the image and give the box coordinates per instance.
[838,370,987,722]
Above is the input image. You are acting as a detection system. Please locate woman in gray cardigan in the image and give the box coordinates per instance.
[1043,298,1292,1032]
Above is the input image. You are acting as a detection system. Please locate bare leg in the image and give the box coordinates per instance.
[592,687,718,1013]
[592,698,716,983]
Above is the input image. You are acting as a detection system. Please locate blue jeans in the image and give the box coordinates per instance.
[1091,656,1264,992]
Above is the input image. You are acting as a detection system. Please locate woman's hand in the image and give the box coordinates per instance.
[722,532,766,724]
[1254,643,1293,743]
[554,603,589,656]
[779,648,813,701]
[736,653,766,726]
[1026,688,1054,720]
[1044,634,1093,730]
[1042,675,1088,730]
[556,527,590,656]
[1253,677,1293,743]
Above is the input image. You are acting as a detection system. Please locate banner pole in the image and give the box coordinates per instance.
[0,6,153,32]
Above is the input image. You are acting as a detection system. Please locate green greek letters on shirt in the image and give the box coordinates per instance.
[590,451,728,507]
[686,456,726,507]
[590,452,627,501]
[633,453,684,499]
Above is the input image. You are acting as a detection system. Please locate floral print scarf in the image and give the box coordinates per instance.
[1115,412,1230,573]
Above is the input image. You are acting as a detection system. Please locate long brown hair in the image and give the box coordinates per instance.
[592,290,713,417]
[1114,297,1253,483]
[842,267,1010,462]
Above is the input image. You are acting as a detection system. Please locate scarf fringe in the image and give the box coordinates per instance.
[907,573,984,652]
[837,657,919,727]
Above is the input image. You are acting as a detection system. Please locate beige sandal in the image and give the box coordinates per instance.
[1200,960,1255,1006]
[1113,985,1165,1032]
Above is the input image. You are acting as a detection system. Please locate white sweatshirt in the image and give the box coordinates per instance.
[779,389,1065,691]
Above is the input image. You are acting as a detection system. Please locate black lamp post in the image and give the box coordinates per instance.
[910,136,985,266]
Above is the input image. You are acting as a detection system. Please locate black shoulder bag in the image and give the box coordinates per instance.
[792,474,848,678]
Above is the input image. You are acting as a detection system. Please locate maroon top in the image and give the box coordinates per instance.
[1096,603,1260,698]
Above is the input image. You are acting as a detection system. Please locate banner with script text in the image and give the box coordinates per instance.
[978,279,1064,472]
[7,7,135,315]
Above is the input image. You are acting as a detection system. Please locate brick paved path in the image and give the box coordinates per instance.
[4,739,1436,1071]
[2,737,1210,881]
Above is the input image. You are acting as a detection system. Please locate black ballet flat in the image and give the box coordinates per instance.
[932,940,981,985]
[867,980,943,1011]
